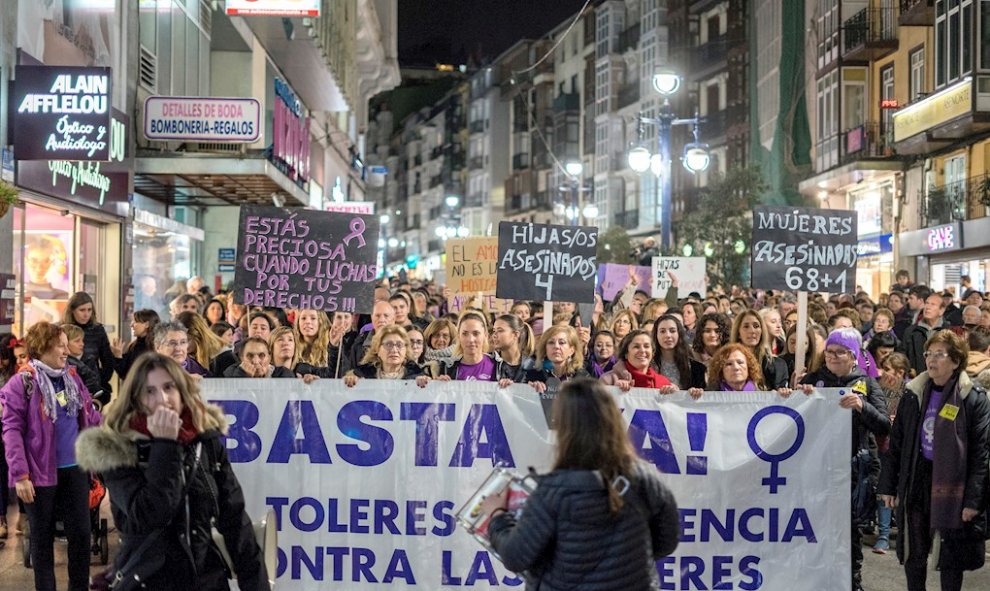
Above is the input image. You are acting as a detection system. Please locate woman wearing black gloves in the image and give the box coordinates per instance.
[75,353,270,591]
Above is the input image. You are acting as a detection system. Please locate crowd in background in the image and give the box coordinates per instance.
[0,266,988,591]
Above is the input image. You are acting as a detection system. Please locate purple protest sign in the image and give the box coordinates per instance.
[596,263,652,302]
[233,205,379,314]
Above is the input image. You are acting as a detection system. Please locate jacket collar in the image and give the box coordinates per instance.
[906,370,973,401]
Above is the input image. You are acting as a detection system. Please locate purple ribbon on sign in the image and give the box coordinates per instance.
[342,217,366,248]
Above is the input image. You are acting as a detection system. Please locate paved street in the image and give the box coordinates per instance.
[2,503,989,590]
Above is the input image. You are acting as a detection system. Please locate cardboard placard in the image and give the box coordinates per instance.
[751,206,858,293]
[597,263,652,301]
[448,294,514,314]
[233,205,379,314]
[652,257,707,298]
[495,221,597,304]
[445,238,499,294]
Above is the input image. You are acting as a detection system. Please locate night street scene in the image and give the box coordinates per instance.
[1,1,990,590]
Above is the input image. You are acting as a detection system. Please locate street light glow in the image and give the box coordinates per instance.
[628,146,652,173]
[456,226,470,238]
[564,161,584,177]
[652,68,681,96]
[682,145,711,174]
[650,154,664,177]
[582,203,599,219]
[445,195,460,208]
[387,237,399,248]
[380,214,391,224]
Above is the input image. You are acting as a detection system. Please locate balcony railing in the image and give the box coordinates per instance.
[617,84,640,109]
[553,92,580,113]
[512,153,531,171]
[615,209,639,230]
[839,122,896,165]
[617,24,641,53]
[918,175,990,228]
[692,34,728,75]
[842,7,898,60]
[899,0,934,26]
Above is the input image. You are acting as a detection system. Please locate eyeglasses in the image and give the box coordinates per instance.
[381,342,406,351]
[164,340,188,349]
[923,350,950,360]
[409,339,424,346]
[823,348,850,358]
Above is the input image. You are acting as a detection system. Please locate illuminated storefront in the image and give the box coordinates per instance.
[898,219,990,295]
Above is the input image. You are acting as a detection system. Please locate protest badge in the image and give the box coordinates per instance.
[651,257,707,298]
[445,238,499,294]
[495,221,597,303]
[751,206,858,292]
[596,263,652,302]
[233,205,379,314]
[205,381,852,591]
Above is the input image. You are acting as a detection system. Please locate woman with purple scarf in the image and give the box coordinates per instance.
[1,321,101,591]
[585,330,617,378]
[879,330,990,591]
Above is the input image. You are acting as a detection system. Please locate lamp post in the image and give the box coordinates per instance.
[628,67,710,252]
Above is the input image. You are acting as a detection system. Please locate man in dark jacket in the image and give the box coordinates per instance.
[342,301,395,374]
[903,292,946,375]
[801,328,891,591]
[636,237,660,267]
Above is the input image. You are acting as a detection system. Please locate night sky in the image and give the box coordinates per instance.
[398,0,590,67]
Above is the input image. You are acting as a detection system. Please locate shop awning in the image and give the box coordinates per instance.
[134,152,311,207]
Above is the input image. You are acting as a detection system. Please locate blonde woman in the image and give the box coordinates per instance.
[730,310,789,388]
[344,325,430,387]
[176,311,226,375]
[293,309,330,368]
[270,326,297,370]
[524,325,589,393]
[609,309,638,341]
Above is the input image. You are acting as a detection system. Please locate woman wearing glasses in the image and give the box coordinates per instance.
[879,330,989,591]
[800,327,891,591]
[343,325,429,387]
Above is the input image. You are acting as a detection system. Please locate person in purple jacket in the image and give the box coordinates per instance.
[1,321,101,591]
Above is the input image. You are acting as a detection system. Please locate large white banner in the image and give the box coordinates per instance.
[202,381,851,591]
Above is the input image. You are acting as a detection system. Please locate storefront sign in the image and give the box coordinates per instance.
[927,223,959,252]
[751,206,858,293]
[225,0,320,16]
[856,234,893,257]
[233,205,380,314]
[15,110,130,211]
[219,248,237,273]
[13,65,112,161]
[893,78,971,143]
[495,221,598,303]
[325,201,375,214]
[271,78,310,185]
[144,96,261,143]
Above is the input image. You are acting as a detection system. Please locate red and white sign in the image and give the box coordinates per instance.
[225,0,320,16]
[325,201,375,214]
[144,96,261,143]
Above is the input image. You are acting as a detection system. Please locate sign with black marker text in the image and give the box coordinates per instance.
[13,65,112,161]
[495,221,597,303]
[233,205,379,314]
[751,206,858,292]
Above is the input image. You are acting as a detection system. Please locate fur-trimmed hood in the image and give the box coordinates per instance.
[75,402,228,473]
[905,370,976,402]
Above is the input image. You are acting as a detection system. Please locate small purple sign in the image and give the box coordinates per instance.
[596,263,652,302]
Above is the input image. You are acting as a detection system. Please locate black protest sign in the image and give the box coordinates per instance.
[13,66,113,161]
[751,206,858,292]
[496,221,597,303]
[233,205,379,314]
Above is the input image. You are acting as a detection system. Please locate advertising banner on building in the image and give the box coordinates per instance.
[325,201,375,215]
[13,65,113,161]
[751,206,858,292]
[16,109,130,212]
[233,205,379,314]
[496,221,597,303]
[226,0,321,16]
[203,381,851,590]
[18,0,118,68]
[144,96,261,142]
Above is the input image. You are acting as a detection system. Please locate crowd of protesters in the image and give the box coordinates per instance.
[0,266,988,590]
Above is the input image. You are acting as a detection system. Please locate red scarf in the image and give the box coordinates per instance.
[130,409,200,445]
[626,363,671,389]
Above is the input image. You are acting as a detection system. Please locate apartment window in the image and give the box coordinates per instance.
[597,11,610,59]
[842,68,867,132]
[935,0,974,88]
[818,0,840,69]
[881,65,895,138]
[910,48,926,101]
[816,70,839,171]
[595,61,610,116]
[982,0,990,69]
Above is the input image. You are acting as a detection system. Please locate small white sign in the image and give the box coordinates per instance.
[325,201,375,215]
[225,0,320,16]
[652,256,707,298]
[144,96,261,143]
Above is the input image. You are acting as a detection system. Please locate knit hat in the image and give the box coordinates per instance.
[825,327,862,355]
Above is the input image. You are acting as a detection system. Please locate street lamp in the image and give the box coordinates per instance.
[445,195,460,208]
[564,161,584,177]
[626,68,710,252]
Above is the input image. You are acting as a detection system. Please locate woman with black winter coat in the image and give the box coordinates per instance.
[75,353,270,591]
[481,379,679,590]
[64,291,115,396]
[878,330,990,591]
[800,327,891,591]
[111,309,160,380]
